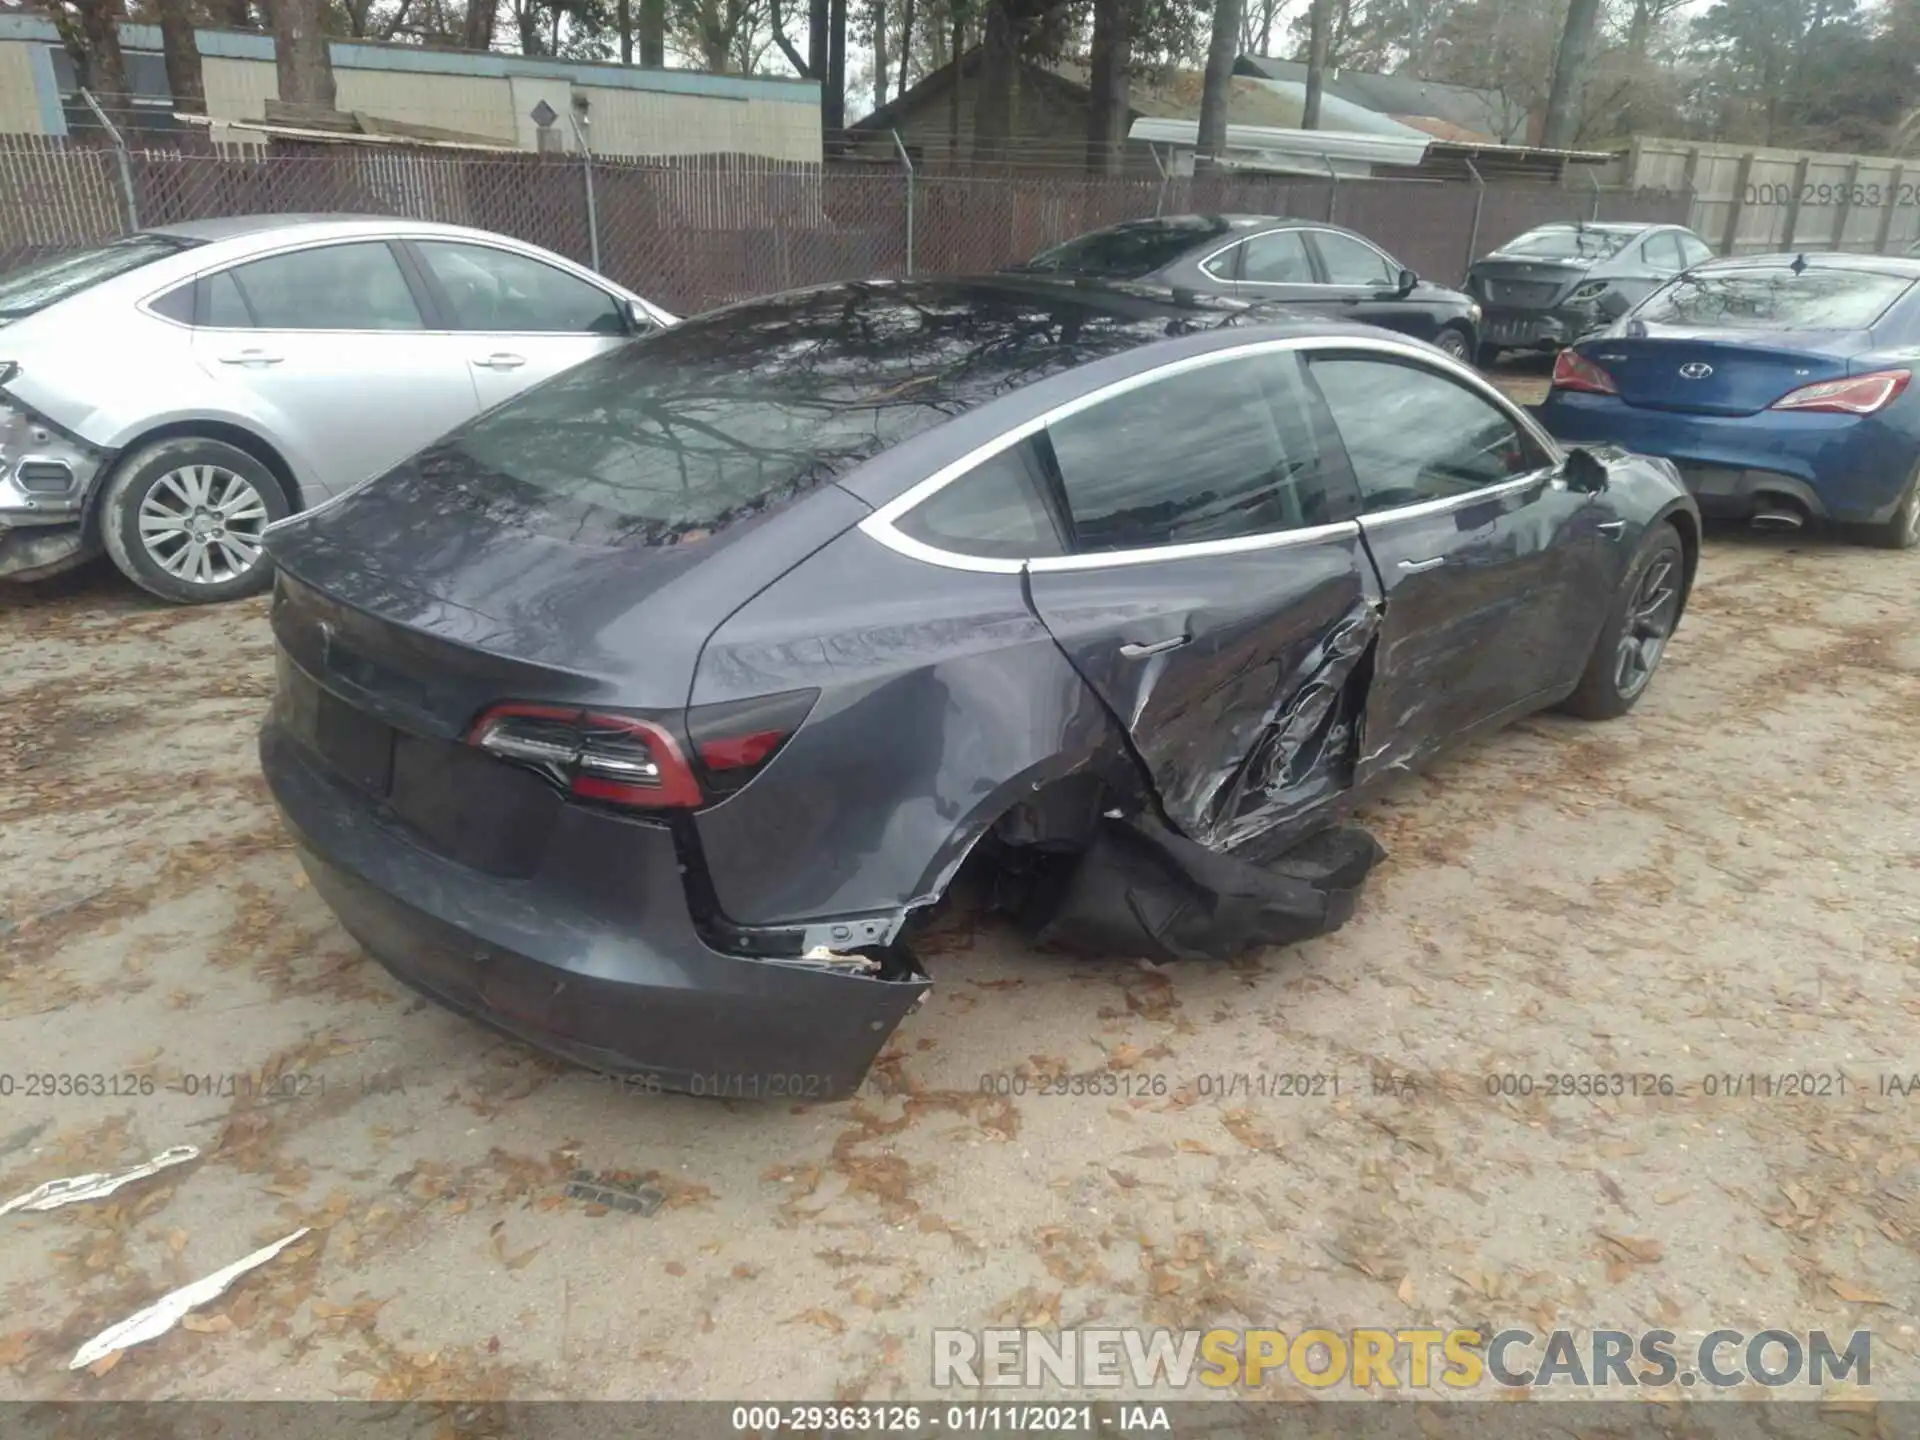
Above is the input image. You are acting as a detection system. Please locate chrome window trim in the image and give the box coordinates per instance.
[1355,471,1552,527]
[858,332,1559,575]
[1201,229,1332,289]
[1195,236,1246,280]
[135,236,430,336]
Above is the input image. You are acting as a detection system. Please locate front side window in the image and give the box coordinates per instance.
[216,242,422,331]
[1045,350,1342,552]
[894,443,1063,559]
[415,242,625,334]
[1311,231,1397,288]
[1310,356,1541,512]
[1239,231,1315,284]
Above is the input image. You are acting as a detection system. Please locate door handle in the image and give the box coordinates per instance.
[473,352,527,371]
[217,349,282,366]
[1398,556,1446,573]
[1119,635,1189,659]
[1597,520,1627,540]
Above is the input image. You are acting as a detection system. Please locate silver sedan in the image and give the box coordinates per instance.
[0,214,674,602]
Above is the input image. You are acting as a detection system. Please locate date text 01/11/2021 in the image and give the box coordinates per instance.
[729,1405,1162,1432]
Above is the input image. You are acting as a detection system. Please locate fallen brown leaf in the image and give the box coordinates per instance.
[1828,1278,1890,1305]
[181,1313,232,1334]
[788,1308,847,1334]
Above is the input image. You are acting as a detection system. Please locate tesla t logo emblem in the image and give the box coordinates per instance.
[1679,362,1714,379]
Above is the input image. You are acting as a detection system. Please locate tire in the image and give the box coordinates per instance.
[1558,522,1685,722]
[1475,342,1501,369]
[1863,469,1920,550]
[1433,325,1473,363]
[98,437,290,604]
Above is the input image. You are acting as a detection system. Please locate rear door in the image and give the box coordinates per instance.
[1303,229,1434,341]
[1221,229,1324,311]
[1022,343,1378,852]
[188,240,480,498]
[1305,347,1606,781]
[403,239,635,411]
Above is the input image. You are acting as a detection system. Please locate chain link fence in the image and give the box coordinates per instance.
[0,133,1692,313]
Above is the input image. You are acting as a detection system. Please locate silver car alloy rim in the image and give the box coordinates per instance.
[1904,485,1920,545]
[138,465,269,586]
[1614,552,1679,699]
[1436,332,1469,360]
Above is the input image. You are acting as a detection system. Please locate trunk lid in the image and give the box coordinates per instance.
[1468,259,1588,311]
[1577,327,1871,416]
[268,452,872,732]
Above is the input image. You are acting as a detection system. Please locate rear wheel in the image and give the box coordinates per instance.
[99,437,290,604]
[1559,522,1685,721]
[1433,325,1473,363]
[1863,469,1920,550]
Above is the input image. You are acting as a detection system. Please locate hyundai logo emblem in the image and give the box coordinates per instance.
[1679,362,1714,379]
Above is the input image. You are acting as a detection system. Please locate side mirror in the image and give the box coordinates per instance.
[623,299,659,335]
[1563,446,1610,494]
[1397,267,1418,295]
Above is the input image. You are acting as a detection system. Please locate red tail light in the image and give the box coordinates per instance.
[1770,368,1911,415]
[686,689,818,797]
[1551,349,1618,395]
[467,703,702,810]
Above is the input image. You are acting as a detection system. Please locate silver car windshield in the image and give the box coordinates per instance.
[0,234,199,320]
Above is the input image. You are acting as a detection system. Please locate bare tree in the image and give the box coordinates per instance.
[972,0,1014,164]
[826,0,847,131]
[896,0,914,96]
[1085,0,1131,173]
[1302,0,1329,129]
[157,0,205,113]
[641,0,667,64]
[1540,0,1602,149]
[1194,0,1242,172]
[223,0,254,28]
[49,0,130,126]
[271,0,336,108]
[871,0,888,106]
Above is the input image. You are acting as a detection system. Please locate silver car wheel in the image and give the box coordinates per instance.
[137,464,270,587]
[1434,329,1470,361]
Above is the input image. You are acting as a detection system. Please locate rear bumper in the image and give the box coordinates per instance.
[0,519,95,582]
[1539,391,1916,524]
[261,720,928,1100]
[1479,305,1594,351]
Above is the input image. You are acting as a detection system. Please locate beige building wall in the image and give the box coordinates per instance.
[334,69,518,143]
[581,85,819,162]
[0,43,42,134]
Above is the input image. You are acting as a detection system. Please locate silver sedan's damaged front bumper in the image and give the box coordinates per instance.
[0,396,110,581]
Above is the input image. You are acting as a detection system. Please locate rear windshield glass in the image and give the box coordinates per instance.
[408,282,1242,546]
[1497,228,1634,261]
[1021,219,1234,279]
[1635,267,1912,330]
[0,234,197,319]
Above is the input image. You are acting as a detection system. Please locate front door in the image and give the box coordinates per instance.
[403,239,634,412]
[1022,344,1377,853]
[1304,229,1435,343]
[189,240,479,500]
[1304,349,1606,784]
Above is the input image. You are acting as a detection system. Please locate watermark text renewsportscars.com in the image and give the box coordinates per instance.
[931,1327,1872,1391]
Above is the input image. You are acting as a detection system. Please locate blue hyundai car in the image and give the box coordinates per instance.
[1538,252,1920,548]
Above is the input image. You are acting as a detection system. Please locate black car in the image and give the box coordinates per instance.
[1467,221,1716,364]
[1015,214,1484,363]
[260,276,1698,1100]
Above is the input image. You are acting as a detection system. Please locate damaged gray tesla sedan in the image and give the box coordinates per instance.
[260,276,1700,1099]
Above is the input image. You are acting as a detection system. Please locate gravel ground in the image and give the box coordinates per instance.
[0,521,1915,1404]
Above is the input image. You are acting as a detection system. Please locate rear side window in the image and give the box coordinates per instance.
[1023,218,1233,279]
[1636,267,1912,330]
[895,444,1063,559]
[1239,231,1315,283]
[1642,233,1686,272]
[1678,233,1714,267]
[1045,350,1343,552]
[217,243,422,331]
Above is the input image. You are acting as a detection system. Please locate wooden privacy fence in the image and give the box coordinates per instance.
[1,134,1691,314]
